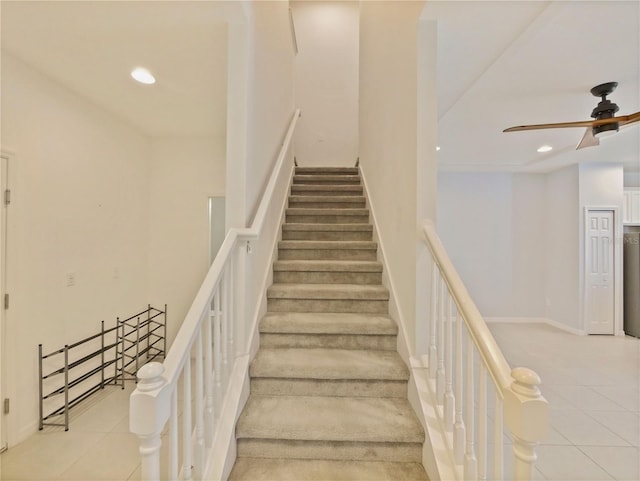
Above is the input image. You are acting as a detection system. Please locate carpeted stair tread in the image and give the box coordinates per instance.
[291,184,363,195]
[281,223,374,241]
[295,167,359,175]
[293,175,361,184]
[267,283,389,300]
[250,348,409,381]
[273,260,382,273]
[229,458,428,481]
[286,208,368,216]
[236,395,424,443]
[260,312,398,335]
[279,240,376,250]
[289,195,366,204]
[282,223,372,232]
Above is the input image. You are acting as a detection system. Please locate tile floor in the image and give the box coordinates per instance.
[0,383,142,481]
[1,322,639,480]
[490,322,640,481]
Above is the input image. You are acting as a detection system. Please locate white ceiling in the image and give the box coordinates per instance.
[424,0,640,173]
[2,1,638,172]
[1,1,229,137]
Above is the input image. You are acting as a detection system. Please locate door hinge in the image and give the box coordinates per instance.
[3,398,9,415]
[4,293,8,309]
[4,189,10,205]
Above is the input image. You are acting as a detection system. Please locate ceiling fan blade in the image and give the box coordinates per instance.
[503,114,632,133]
[576,127,599,150]
[619,111,640,127]
[504,119,597,132]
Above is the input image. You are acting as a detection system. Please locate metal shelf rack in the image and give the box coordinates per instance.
[38,305,166,431]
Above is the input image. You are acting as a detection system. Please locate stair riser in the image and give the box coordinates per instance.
[259,333,396,350]
[236,439,422,463]
[286,214,369,224]
[273,271,382,285]
[278,249,377,261]
[282,230,373,241]
[294,177,361,185]
[289,201,366,209]
[250,378,407,398]
[268,299,389,314]
[295,168,359,175]
[291,187,363,196]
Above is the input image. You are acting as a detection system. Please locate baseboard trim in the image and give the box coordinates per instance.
[15,420,38,447]
[485,317,587,336]
[408,367,460,481]
[205,355,251,481]
[359,166,412,365]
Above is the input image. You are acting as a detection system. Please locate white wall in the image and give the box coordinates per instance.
[624,171,640,187]
[291,1,359,167]
[437,173,546,318]
[245,1,296,223]
[439,164,624,334]
[147,137,226,344]
[544,165,580,330]
[0,53,150,444]
[240,0,296,343]
[359,0,429,356]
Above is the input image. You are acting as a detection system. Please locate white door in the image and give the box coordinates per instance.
[586,210,615,334]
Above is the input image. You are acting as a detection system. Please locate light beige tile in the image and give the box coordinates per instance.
[578,446,640,481]
[57,432,140,480]
[551,385,627,412]
[536,445,614,480]
[587,411,640,447]
[595,385,640,413]
[1,431,106,480]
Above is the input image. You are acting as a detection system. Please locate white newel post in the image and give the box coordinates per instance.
[130,362,171,481]
[503,367,549,481]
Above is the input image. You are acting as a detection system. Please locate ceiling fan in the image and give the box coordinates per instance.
[504,82,640,149]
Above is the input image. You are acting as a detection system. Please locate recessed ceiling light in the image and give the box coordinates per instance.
[436,146,441,151]
[537,145,553,153]
[131,67,155,85]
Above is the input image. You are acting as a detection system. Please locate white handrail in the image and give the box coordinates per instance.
[421,219,548,481]
[162,107,301,385]
[241,108,301,238]
[130,108,300,481]
[422,220,511,390]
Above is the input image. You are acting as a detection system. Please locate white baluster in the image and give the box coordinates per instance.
[194,330,205,478]
[221,273,229,387]
[130,362,167,481]
[478,364,487,481]
[204,305,214,447]
[464,334,478,481]
[493,395,504,481]
[504,368,548,481]
[182,360,192,480]
[233,246,247,358]
[454,310,466,464]
[436,280,446,404]
[213,289,222,415]
[444,293,455,432]
[429,267,439,378]
[169,390,179,481]
[226,263,235,368]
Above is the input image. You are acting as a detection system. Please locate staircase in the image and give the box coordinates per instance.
[229,167,428,481]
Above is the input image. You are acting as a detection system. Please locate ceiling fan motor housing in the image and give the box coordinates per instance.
[591,82,620,136]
